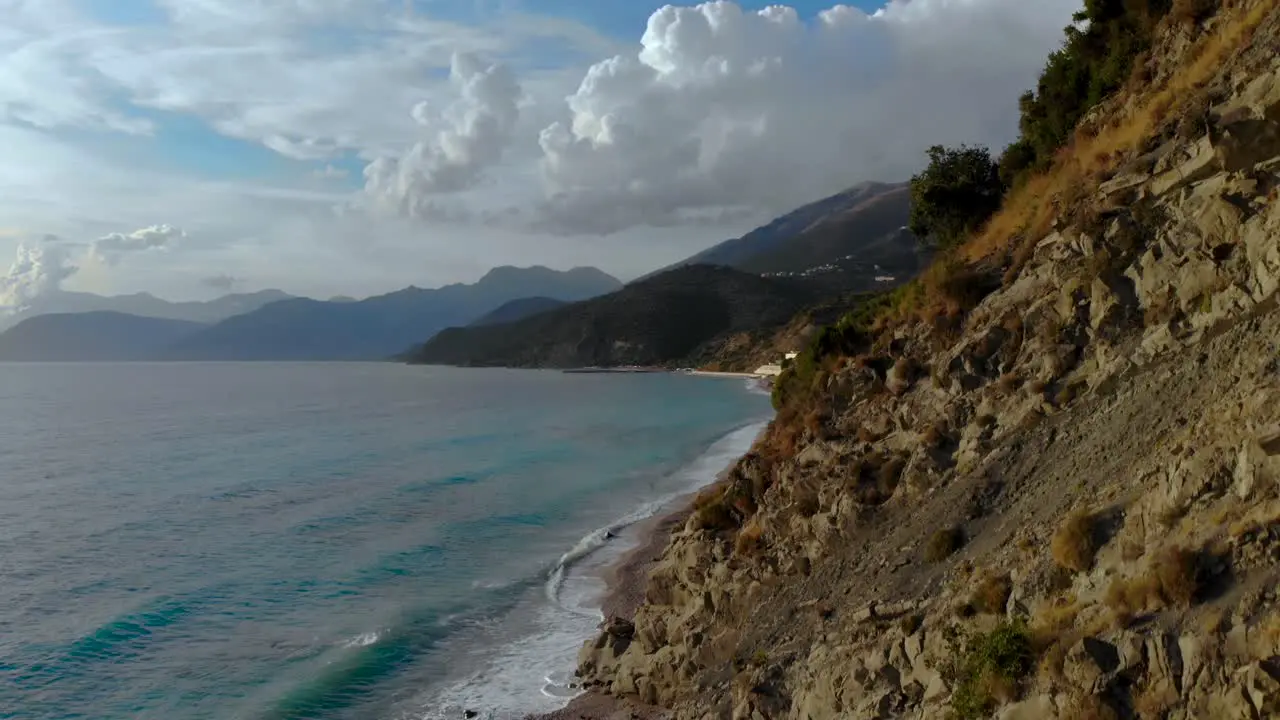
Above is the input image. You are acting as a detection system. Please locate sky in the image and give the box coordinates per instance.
[0,0,1082,306]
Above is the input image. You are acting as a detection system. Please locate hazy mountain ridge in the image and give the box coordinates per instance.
[0,312,206,361]
[468,297,568,327]
[0,289,293,331]
[161,266,622,361]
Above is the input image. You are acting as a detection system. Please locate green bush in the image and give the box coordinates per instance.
[950,621,1035,720]
[908,145,1005,250]
[770,294,888,410]
[1003,0,1176,182]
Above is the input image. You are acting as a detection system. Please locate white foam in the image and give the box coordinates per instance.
[340,631,381,648]
[411,420,769,720]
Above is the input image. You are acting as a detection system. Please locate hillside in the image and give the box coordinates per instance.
[559,2,1280,719]
[649,182,926,288]
[468,297,567,326]
[409,265,820,368]
[0,289,292,330]
[0,312,205,361]
[162,266,620,361]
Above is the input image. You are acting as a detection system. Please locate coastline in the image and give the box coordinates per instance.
[526,504,688,720]
[528,420,768,720]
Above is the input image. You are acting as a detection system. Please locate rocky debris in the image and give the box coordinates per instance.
[569,4,1280,718]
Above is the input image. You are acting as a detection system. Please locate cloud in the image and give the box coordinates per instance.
[526,0,1079,234]
[90,224,185,265]
[0,239,79,312]
[362,52,522,218]
[313,164,350,180]
[201,273,241,292]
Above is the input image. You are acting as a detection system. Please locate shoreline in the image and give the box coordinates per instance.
[527,422,768,720]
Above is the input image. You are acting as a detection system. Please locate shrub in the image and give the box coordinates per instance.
[692,485,738,532]
[926,526,965,562]
[1013,0,1174,172]
[734,519,765,555]
[1105,546,1201,619]
[950,621,1035,720]
[909,145,1006,250]
[1172,0,1220,24]
[971,572,1014,615]
[846,452,908,505]
[1051,511,1098,573]
[922,422,948,449]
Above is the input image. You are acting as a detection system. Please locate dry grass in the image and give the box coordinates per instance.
[1051,511,1098,573]
[1105,546,1201,620]
[925,526,965,562]
[692,483,738,532]
[921,422,948,449]
[734,518,765,555]
[961,0,1274,264]
[857,425,882,444]
[971,572,1014,615]
[997,373,1023,394]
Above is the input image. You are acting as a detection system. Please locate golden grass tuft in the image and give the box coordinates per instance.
[1105,545,1201,619]
[960,0,1273,265]
[971,572,1014,615]
[734,518,765,555]
[1051,511,1098,573]
[925,525,965,562]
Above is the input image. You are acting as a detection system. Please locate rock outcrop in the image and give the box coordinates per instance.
[572,2,1280,718]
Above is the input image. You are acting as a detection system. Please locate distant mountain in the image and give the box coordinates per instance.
[0,312,206,362]
[1,289,293,331]
[648,182,925,287]
[469,297,567,327]
[163,266,622,361]
[409,265,819,369]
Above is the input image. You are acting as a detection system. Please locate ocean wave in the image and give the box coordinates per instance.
[542,419,768,612]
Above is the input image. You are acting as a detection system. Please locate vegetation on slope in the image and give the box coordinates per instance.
[768,0,1258,425]
[409,265,821,369]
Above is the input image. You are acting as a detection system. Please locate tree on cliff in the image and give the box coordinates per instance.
[907,144,1005,250]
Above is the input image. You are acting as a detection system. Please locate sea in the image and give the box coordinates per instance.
[0,363,771,720]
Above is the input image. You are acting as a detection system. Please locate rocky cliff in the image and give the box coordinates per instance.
[572,2,1280,718]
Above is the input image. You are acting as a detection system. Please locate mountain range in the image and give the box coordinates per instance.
[410,265,821,368]
[647,181,922,283]
[0,289,293,332]
[0,181,921,363]
[0,267,621,362]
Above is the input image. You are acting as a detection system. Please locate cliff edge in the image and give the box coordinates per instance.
[573,1,1280,718]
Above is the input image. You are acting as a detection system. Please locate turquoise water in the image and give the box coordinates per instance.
[0,363,770,720]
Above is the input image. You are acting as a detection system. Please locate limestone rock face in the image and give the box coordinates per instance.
[570,4,1280,719]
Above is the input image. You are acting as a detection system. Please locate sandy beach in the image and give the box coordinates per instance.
[525,505,688,720]
[526,419,767,720]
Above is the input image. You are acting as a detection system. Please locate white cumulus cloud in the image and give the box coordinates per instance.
[0,239,79,313]
[90,224,185,265]
[528,0,1079,235]
[362,52,523,219]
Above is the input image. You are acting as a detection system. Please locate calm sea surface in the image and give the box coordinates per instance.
[0,363,770,720]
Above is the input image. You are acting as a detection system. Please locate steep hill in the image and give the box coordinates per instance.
[0,312,205,361]
[649,182,926,288]
[559,2,1280,719]
[163,266,621,361]
[409,265,820,368]
[1,289,292,330]
[468,297,567,327]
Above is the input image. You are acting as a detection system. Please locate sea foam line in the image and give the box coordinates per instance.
[543,420,768,612]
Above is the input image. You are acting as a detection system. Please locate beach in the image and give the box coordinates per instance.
[526,506,688,720]
[527,417,766,720]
